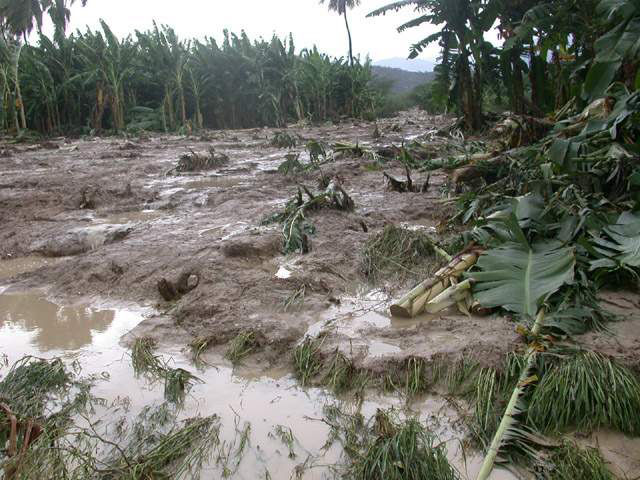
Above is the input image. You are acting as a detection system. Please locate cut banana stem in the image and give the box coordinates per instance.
[390,251,480,318]
[424,279,473,314]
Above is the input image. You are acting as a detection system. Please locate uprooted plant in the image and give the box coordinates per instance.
[262,179,354,254]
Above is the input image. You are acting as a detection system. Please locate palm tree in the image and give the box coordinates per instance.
[321,0,360,67]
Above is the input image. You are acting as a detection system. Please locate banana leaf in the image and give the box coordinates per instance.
[590,211,640,271]
[469,219,576,317]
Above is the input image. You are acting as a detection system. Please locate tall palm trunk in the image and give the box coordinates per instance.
[343,9,354,67]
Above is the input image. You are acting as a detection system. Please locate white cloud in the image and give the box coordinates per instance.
[57,0,444,62]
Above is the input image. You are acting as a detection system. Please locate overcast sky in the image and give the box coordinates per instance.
[57,0,445,63]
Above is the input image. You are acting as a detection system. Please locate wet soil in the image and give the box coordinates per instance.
[1,110,640,478]
[0,111,522,374]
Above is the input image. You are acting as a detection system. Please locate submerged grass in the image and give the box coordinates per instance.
[104,405,221,479]
[362,225,439,282]
[225,331,259,365]
[272,425,297,459]
[293,336,323,387]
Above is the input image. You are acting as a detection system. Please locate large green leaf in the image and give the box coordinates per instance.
[470,237,575,317]
[591,211,640,270]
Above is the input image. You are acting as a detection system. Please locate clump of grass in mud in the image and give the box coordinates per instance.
[324,406,459,480]
[189,335,214,367]
[271,131,299,148]
[468,349,640,471]
[293,336,323,387]
[131,337,201,404]
[225,331,259,365]
[363,225,443,283]
[527,351,640,435]
[545,441,614,480]
[284,283,307,311]
[324,350,357,394]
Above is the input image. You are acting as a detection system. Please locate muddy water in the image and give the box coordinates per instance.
[0,288,517,479]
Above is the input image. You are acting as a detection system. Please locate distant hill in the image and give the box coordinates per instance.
[371,65,436,94]
[373,57,435,73]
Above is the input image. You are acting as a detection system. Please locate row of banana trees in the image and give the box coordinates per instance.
[0,21,380,134]
[370,0,640,131]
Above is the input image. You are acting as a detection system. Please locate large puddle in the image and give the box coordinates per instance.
[0,288,518,479]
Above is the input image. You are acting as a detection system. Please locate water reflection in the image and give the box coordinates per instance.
[0,291,143,356]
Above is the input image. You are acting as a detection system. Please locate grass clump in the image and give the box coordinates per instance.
[293,336,323,387]
[354,414,459,480]
[362,225,438,282]
[527,351,640,435]
[131,337,201,404]
[405,357,429,398]
[546,441,614,480]
[173,147,229,173]
[225,331,259,365]
[325,406,459,480]
[104,405,221,479]
[324,350,357,394]
[271,425,297,459]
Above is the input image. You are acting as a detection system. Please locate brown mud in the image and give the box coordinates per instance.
[1,110,640,478]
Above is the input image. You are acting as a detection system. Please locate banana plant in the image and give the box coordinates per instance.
[468,215,576,479]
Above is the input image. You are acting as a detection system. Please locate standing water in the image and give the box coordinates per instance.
[0,281,513,479]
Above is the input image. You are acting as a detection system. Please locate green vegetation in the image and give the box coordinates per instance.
[263,181,354,254]
[0,23,381,135]
[548,441,614,480]
[293,336,323,386]
[0,356,219,479]
[370,0,640,131]
[324,406,459,480]
[362,225,439,282]
[225,331,259,365]
[131,337,201,404]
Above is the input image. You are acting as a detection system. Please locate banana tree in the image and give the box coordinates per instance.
[77,21,136,131]
[368,0,494,131]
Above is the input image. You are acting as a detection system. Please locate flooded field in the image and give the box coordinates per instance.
[1,111,639,478]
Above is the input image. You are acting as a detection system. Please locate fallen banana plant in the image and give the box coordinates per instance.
[390,249,481,318]
[476,308,546,480]
[263,179,354,254]
[469,219,577,479]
